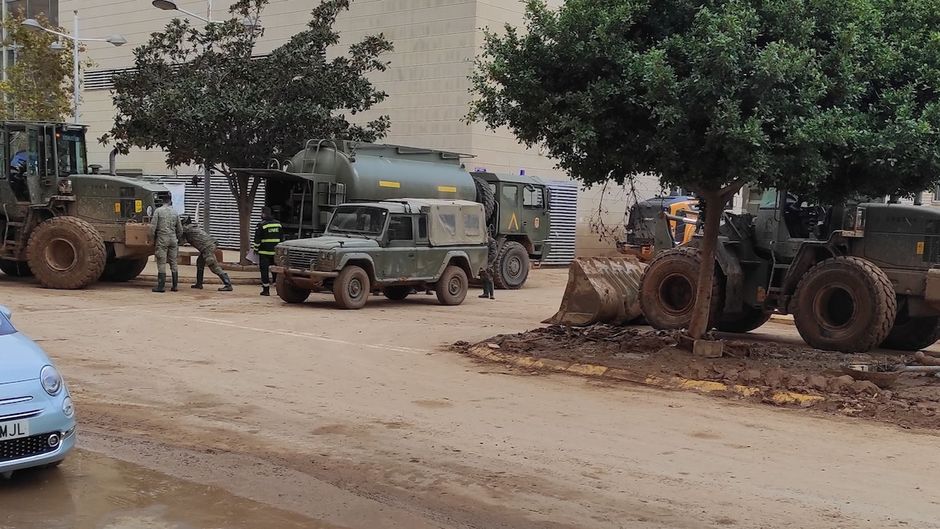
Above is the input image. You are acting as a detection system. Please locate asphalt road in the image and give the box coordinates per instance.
[1,269,938,529]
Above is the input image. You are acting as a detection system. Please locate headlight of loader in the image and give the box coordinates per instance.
[41,365,62,396]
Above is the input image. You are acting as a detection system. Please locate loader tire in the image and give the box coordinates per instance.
[27,217,106,290]
[277,274,311,304]
[473,174,497,226]
[716,307,772,333]
[792,257,896,353]
[493,240,529,290]
[0,259,32,277]
[100,257,148,282]
[881,306,940,351]
[639,247,723,331]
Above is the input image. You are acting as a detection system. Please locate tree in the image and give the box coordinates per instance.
[469,0,940,339]
[102,0,393,261]
[0,13,75,121]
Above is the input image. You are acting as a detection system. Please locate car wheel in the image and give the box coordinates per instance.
[384,286,411,301]
[436,265,468,306]
[333,265,370,309]
[277,274,311,304]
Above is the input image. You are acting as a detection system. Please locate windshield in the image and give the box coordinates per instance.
[326,206,389,236]
[57,130,87,176]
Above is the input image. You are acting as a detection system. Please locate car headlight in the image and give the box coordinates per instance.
[317,250,336,270]
[41,365,62,396]
[62,396,74,418]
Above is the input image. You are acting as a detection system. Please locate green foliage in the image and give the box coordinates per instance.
[469,0,940,200]
[0,13,74,121]
[103,0,392,172]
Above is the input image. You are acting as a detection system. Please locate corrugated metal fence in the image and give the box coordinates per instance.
[542,181,578,266]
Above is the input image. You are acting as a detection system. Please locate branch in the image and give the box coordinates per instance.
[720,178,748,198]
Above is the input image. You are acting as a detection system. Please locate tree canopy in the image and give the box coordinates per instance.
[469,0,940,202]
[0,13,75,121]
[102,0,393,258]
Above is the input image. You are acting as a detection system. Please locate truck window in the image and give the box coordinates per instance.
[418,216,428,239]
[57,130,87,176]
[388,215,414,241]
[502,185,518,205]
[523,185,545,208]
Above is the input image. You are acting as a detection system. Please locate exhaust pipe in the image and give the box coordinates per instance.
[109,148,118,176]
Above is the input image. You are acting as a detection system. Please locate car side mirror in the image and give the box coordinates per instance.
[0,305,12,320]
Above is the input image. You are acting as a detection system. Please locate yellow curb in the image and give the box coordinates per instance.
[465,344,823,406]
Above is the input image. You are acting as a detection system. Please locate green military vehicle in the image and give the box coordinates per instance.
[272,199,488,309]
[0,121,170,289]
[237,140,551,289]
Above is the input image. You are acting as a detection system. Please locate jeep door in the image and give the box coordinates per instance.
[381,214,416,281]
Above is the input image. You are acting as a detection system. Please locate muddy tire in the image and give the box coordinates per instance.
[383,285,411,301]
[472,174,497,226]
[639,247,723,330]
[436,265,468,306]
[26,217,106,290]
[333,265,370,309]
[277,274,310,304]
[716,307,772,333]
[881,304,940,351]
[493,240,529,290]
[0,260,32,277]
[100,257,148,282]
[792,257,896,353]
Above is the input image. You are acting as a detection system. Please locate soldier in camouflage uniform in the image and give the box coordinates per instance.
[180,216,233,291]
[478,235,498,300]
[149,195,183,293]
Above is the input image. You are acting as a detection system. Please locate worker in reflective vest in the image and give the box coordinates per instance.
[254,206,283,296]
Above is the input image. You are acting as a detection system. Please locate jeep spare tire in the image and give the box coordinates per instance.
[27,217,106,289]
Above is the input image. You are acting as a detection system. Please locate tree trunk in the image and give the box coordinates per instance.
[687,190,723,339]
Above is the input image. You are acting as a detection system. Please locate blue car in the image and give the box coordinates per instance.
[0,305,76,477]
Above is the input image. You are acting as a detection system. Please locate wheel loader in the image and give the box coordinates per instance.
[551,188,940,353]
[0,121,169,289]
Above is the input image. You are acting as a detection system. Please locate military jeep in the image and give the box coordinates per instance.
[271,199,488,309]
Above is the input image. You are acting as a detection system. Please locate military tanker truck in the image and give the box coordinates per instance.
[0,121,169,289]
[238,140,551,288]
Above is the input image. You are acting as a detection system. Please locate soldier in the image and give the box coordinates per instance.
[479,235,498,300]
[150,195,183,293]
[179,216,233,291]
[254,206,283,296]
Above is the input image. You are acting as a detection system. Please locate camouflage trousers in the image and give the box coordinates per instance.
[196,246,224,277]
[154,236,179,275]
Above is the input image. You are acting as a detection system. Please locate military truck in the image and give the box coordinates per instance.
[237,140,551,289]
[0,121,169,289]
[640,189,940,353]
[272,199,488,309]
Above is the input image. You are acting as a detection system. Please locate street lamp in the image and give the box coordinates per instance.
[22,11,127,124]
[151,1,262,233]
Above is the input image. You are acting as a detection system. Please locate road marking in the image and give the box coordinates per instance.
[19,305,146,315]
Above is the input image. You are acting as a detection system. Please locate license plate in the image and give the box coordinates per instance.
[0,420,29,441]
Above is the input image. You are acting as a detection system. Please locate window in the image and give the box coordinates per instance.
[418,216,428,239]
[5,0,59,25]
[523,185,545,208]
[388,215,414,241]
[463,211,483,237]
[759,189,779,209]
[502,185,518,205]
[326,206,388,236]
[56,130,87,176]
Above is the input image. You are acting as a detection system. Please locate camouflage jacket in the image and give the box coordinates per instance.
[150,205,183,241]
[180,225,217,252]
[486,237,499,269]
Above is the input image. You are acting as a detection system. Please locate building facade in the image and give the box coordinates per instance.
[26,0,656,255]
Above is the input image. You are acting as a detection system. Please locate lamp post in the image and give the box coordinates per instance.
[22,11,127,124]
[151,1,261,233]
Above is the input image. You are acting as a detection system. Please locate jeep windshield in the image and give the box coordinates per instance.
[326,206,389,237]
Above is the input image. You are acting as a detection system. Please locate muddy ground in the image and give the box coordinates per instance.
[457,325,940,430]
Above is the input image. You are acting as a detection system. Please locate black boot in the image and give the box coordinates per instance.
[260,286,270,296]
[152,273,166,293]
[192,267,204,289]
[218,273,233,292]
[171,272,179,292]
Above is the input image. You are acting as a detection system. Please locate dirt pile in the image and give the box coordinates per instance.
[455,325,940,430]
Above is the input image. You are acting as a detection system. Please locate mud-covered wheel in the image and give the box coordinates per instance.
[100,257,148,282]
[716,307,772,333]
[277,274,311,304]
[881,301,940,351]
[383,285,411,301]
[639,247,723,330]
[0,260,32,277]
[26,217,106,290]
[436,265,468,306]
[472,174,497,226]
[493,240,529,290]
[792,257,896,353]
[333,265,370,309]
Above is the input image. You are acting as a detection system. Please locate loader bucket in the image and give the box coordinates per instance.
[544,257,648,327]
